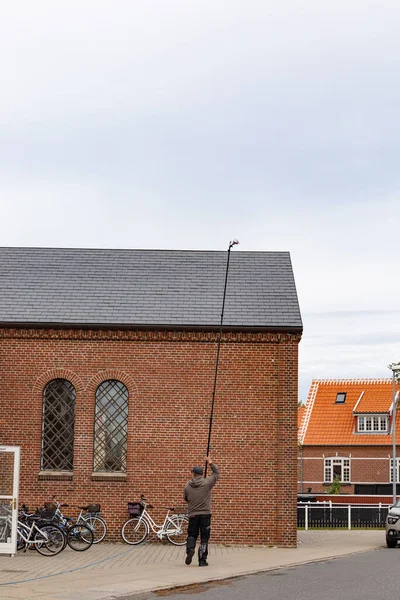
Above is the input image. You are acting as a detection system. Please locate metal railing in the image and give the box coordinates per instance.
[297,502,390,530]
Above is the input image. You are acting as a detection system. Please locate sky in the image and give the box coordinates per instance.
[1,1,400,401]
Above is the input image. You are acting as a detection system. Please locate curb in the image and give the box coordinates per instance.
[104,545,384,599]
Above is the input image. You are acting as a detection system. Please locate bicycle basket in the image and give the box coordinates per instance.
[87,503,100,513]
[128,502,143,516]
[44,502,57,513]
[36,506,56,520]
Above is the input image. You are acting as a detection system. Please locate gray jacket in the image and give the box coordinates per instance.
[183,463,220,517]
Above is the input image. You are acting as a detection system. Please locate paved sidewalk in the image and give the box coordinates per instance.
[0,530,385,600]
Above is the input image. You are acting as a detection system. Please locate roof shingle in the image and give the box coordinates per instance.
[0,247,303,329]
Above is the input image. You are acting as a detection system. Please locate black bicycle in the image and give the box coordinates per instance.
[37,501,94,551]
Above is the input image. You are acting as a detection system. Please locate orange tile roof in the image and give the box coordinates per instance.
[300,379,400,446]
[354,389,392,413]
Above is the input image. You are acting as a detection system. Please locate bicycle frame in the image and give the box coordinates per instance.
[17,519,50,545]
[137,508,183,539]
[52,499,80,527]
[52,497,101,528]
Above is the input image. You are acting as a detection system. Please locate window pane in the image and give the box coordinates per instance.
[390,459,398,483]
[41,379,76,470]
[93,380,129,472]
[333,464,342,478]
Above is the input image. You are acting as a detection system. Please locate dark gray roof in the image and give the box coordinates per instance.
[0,247,302,330]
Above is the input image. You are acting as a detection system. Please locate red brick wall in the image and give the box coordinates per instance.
[298,445,396,494]
[0,327,300,546]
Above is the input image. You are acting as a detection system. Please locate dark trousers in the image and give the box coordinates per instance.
[186,514,211,563]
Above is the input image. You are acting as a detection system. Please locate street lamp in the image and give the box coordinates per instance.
[390,364,400,504]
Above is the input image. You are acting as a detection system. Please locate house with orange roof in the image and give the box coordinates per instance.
[298,378,400,495]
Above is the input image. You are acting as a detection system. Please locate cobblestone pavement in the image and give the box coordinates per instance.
[0,531,385,600]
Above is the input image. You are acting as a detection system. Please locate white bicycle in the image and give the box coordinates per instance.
[17,508,65,556]
[121,495,188,546]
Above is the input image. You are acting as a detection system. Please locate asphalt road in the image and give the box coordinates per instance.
[125,546,400,600]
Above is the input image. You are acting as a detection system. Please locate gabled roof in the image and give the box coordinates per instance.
[0,247,303,330]
[300,379,399,446]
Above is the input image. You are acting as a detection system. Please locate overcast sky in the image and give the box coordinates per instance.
[1,1,399,401]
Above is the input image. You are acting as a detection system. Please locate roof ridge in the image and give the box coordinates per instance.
[353,390,365,412]
[299,381,319,444]
[0,246,289,254]
[311,378,392,385]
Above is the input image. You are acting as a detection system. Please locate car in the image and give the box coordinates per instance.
[385,499,400,547]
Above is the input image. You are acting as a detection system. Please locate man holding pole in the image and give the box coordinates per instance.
[183,456,220,567]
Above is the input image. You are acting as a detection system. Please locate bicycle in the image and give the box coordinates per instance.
[41,499,94,551]
[51,496,107,544]
[17,507,65,556]
[76,503,107,544]
[121,495,188,546]
[0,504,12,543]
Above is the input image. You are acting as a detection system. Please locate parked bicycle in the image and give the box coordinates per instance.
[39,499,94,551]
[17,506,65,556]
[51,496,106,544]
[0,504,12,544]
[121,495,188,546]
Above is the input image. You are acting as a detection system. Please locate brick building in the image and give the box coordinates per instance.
[0,247,302,546]
[298,379,400,496]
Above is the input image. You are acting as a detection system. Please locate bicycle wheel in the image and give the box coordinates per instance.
[121,517,149,545]
[166,515,188,546]
[67,524,93,551]
[17,530,26,551]
[82,515,107,543]
[34,525,65,556]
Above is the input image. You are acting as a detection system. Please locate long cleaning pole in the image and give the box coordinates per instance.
[204,239,239,477]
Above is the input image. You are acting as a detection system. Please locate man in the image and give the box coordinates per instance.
[183,456,220,567]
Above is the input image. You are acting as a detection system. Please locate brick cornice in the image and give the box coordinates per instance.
[0,327,301,344]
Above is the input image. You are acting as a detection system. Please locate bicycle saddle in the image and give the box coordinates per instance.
[164,506,175,511]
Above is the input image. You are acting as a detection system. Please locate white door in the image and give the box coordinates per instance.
[0,446,20,555]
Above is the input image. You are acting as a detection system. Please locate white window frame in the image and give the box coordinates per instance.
[324,457,351,483]
[357,415,388,433]
[390,458,400,483]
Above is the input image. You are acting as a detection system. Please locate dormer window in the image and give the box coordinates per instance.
[358,415,388,433]
[335,392,346,404]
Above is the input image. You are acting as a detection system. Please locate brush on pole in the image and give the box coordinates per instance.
[204,239,239,477]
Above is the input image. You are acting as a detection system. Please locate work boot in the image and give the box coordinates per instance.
[199,560,208,567]
[185,549,195,565]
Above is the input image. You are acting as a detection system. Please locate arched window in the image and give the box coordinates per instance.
[41,379,76,471]
[93,380,129,472]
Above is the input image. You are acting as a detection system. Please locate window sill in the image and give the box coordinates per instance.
[91,472,127,482]
[356,433,388,435]
[38,471,73,481]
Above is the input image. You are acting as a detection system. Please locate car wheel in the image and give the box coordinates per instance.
[386,537,397,548]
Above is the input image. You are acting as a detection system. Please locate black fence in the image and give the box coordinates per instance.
[297,502,390,529]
